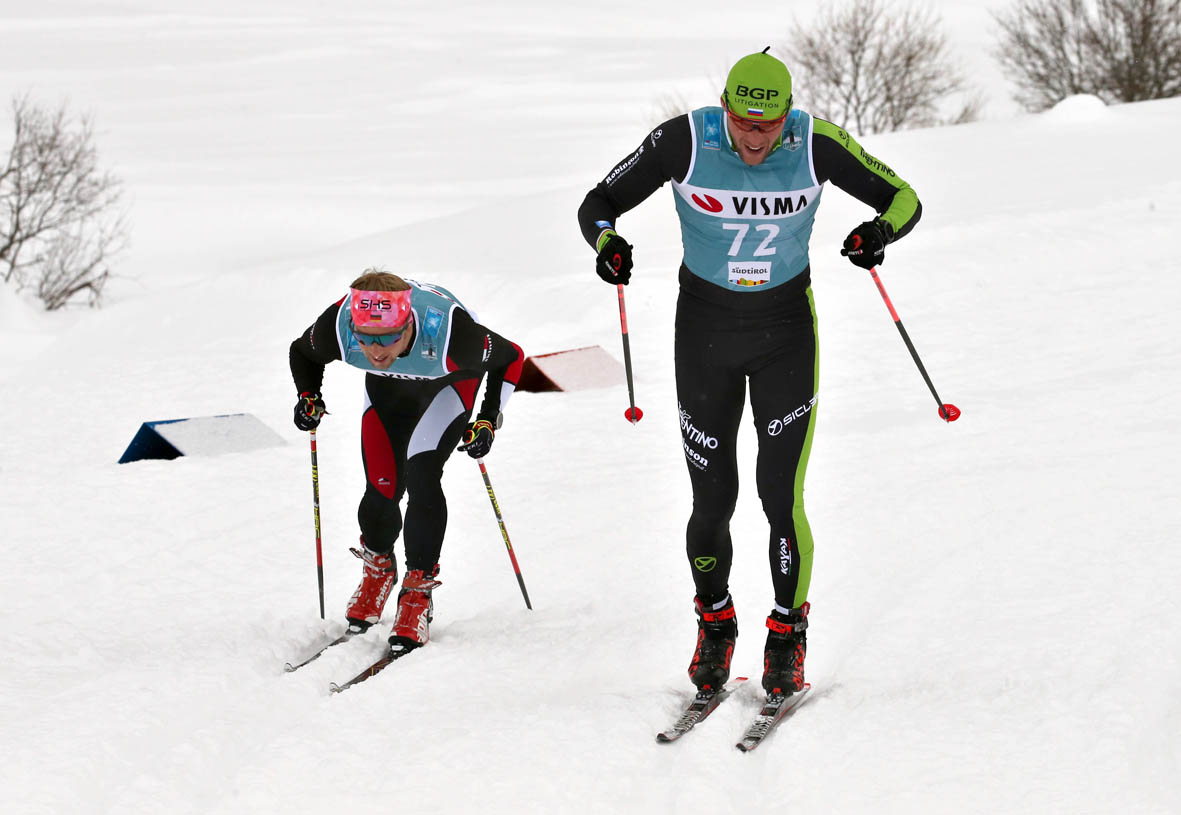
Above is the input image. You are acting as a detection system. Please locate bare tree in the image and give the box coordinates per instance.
[994,0,1181,111]
[1089,0,1181,101]
[993,0,1094,111]
[785,0,977,134]
[0,97,126,309]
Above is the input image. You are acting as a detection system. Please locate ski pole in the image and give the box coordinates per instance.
[476,458,532,610]
[309,429,326,618]
[616,283,644,423]
[868,267,961,422]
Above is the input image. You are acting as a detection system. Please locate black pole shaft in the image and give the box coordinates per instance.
[617,284,639,422]
[892,318,950,417]
[870,268,955,421]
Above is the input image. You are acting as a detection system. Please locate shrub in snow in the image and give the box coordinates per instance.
[994,0,1181,111]
[0,96,127,310]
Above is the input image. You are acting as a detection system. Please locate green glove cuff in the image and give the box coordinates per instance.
[595,229,618,253]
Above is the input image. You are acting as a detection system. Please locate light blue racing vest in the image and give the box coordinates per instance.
[335,280,467,380]
[671,107,822,291]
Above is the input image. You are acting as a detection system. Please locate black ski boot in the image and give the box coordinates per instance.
[762,602,809,696]
[688,595,737,692]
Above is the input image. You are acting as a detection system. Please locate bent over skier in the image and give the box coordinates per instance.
[289,269,524,652]
[577,49,921,696]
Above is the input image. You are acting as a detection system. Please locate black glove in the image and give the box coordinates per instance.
[293,391,327,431]
[841,219,892,270]
[457,419,495,459]
[595,232,633,285]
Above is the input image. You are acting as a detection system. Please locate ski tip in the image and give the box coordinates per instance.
[328,682,343,693]
[283,663,296,672]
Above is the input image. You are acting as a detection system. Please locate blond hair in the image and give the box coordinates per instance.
[350,268,410,292]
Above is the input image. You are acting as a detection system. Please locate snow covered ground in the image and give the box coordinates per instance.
[2,3,1179,813]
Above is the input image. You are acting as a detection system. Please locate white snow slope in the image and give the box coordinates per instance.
[1,4,1179,814]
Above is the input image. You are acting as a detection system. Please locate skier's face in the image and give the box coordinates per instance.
[727,116,784,166]
[355,315,415,369]
[723,101,786,166]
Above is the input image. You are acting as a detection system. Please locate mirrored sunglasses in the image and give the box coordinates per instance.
[725,105,787,133]
[354,322,411,347]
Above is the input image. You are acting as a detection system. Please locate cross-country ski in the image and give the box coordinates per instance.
[656,677,747,743]
[735,684,812,752]
[328,645,418,694]
[283,631,355,673]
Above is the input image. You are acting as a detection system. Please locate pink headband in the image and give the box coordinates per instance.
[349,287,412,330]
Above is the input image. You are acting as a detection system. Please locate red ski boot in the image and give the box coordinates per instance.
[388,566,442,652]
[344,542,397,633]
[762,602,809,695]
[688,595,738,692]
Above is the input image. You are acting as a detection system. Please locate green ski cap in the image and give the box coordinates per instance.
[723,48,793,121]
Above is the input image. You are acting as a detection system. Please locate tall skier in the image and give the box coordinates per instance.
[289,269,524,653]
[578,49,921,697]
